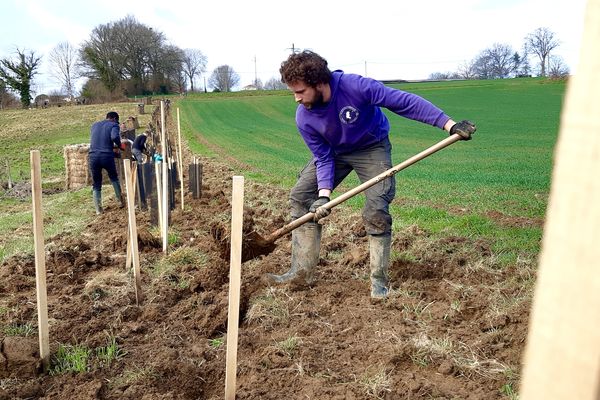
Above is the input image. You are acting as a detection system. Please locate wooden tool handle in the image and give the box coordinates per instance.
[264,134,463,243]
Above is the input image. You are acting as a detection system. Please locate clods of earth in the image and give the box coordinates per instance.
[0,158,531,399]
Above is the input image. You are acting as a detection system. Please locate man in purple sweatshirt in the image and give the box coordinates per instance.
[268,50,475,299]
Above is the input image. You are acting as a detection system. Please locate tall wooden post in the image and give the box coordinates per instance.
[30,150,50,369]
[177,108,185,210]
[123,159,142,305]
[225,176,244,400]
[6,159,13,189]
[521,1,600,398]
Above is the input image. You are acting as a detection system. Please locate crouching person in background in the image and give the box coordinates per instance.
[132,130,149,164]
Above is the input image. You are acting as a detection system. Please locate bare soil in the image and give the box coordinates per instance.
[0,156,530,399]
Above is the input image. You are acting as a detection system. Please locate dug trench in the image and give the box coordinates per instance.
[0,156,531,399]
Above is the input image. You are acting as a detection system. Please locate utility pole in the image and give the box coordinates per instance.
[253,55,258,87]
[287,43,298,54]
[365,61,368,77]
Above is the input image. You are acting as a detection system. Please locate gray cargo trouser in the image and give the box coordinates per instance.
[290,137,396,235]
[132,148,143,163]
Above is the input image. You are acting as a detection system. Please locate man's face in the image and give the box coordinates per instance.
[287,81,324,110]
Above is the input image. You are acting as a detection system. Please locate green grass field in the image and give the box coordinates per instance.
[0,102,152,262]
[178,78,565,263]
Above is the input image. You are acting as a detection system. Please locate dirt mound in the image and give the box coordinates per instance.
[2,182,31,200]
[0,156,530,399]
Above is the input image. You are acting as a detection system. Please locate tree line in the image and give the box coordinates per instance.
[0,16,247,108]
[1,19,567,109]
[429,27,567,80]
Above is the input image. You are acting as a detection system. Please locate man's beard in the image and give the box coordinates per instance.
[304,89,324,110]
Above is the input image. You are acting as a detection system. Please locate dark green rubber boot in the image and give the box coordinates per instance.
[266,222,322,285]
[111,181,125,208]
[370,233,391,299]
[93,189,103,215]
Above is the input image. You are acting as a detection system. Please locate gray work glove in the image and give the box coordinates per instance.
[309,196,331,221]
[450,120,476,140]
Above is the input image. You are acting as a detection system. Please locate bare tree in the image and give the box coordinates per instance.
[80,20,126,93]
[456,60,477,79]
[548,55,569,78]
[119,17,169,94]
[80,15,184,96]
[472,43,515,79]
[428,72,450,80]
[524,27,560,77]
[182,49,207,92]
[208,65,240,92]
[472,51,493,79]
[49,41,80,101]
[264,76,287,90]
[164,46,186,93]
[1,79,19,109]
[0,48,42,108]
[147,44,185,94]
[428,71,459,80]
[487,43,515,78]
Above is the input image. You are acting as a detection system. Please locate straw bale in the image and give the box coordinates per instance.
[64,143,91,189]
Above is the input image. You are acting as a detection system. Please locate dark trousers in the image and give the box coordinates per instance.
[89,153,119,191]
[290,137,396,235]
[132,148,143,163]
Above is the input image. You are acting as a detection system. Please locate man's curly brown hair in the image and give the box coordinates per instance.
[280,50,332,87]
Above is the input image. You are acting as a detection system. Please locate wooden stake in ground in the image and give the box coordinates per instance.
[6,159,13,189]
[123,159,142,305]
[30,150,50,369]
[125,163,138,270]
[520,1,600,398]
[225,176,244,400]
[161,100,168,253]
[177,107,184,210]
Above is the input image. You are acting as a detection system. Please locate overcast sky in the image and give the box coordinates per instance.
[2,0,588,93]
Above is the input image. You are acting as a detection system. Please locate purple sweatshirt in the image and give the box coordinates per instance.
[296,70,450,190]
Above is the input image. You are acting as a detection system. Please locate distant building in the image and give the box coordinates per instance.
[34,94,50,108]
[242,84,258,91]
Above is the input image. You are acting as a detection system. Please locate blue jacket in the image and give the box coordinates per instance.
[296,70,450,190]
[89,119,121,155]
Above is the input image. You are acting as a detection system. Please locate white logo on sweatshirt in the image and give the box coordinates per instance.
[339,106,359,124]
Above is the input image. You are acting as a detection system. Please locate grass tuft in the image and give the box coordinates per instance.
[274,335,301,358]
[500,382,520,399]
[149,246,207,289]
[50,343,92,375]
[3,322,35,337]
[109,366,159,389]
[49,337,127,375]
[246,287,292,328]
[208,337,224,349]
[357,366,392,399]
[95,336,127,367]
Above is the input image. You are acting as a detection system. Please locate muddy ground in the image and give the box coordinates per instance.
[0,156,531,399]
